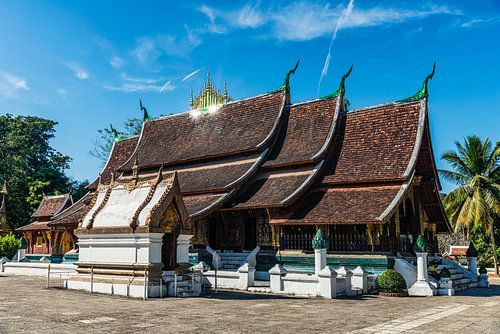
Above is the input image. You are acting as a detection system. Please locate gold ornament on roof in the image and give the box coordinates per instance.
[190,69,229,112]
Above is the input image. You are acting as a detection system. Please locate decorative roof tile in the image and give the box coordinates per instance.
[88,136,139,190]
[270,185,402,224]
[31,194,72,219]
[323,101,423,184]
[227,170,313,209]
[120,91,285,170]
[263,98,338,167]
[183,193,227,216]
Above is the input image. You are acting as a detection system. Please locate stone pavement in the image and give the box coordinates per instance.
[1,275,500,333]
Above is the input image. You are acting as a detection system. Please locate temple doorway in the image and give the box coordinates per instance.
[161,233,177,270]
[208,218,219,249]
[243,218,257,250]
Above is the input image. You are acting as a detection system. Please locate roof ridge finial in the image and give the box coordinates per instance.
[397,62,437,103]
[140,99,150,122]
[284,59,300,91]
[319,65,353,101]
[223,80,228,102]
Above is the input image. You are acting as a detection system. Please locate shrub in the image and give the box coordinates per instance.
[0,234,21,260]
[378,269,407,293]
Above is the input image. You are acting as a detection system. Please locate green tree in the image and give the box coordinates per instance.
[0,114,85,229]
[89,118,142,165]
[439,135,500,274]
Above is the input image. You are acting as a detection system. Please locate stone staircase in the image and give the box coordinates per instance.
[218,251,251,270]
[437,262,478,291]
[248,280,271,293]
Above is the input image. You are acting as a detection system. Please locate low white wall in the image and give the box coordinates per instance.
[281,273,319,297]
[203,270,240,289]
[1,262,76,277]
[66,279,165,298]
[77,233,163,265]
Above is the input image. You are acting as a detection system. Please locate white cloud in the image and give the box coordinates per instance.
[57,88,67,95]
[110,56,124,69]
[132,32,202,64]
[0,71,30,97]
[181,69,202,82]
[160,80,175,92]
[64,62,89,80]
[199,2,458,41]
[103,74,175,93]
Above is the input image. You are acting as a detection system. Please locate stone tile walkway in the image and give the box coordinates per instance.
[1,275,499,333]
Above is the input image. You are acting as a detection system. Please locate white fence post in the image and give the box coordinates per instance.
[269,264,287,293]
[318,266,337,299]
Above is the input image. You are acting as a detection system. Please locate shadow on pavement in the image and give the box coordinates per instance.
[455,283,500,297]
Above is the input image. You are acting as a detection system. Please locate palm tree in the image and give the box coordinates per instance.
[440,135,500,274]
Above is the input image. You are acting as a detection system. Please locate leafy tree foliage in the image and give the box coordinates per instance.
[440,135,500,273]
[0,114,86,229]
[0,234,21,259]
[89,118,142,165]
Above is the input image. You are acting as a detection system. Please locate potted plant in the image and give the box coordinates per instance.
[378,269,407,296]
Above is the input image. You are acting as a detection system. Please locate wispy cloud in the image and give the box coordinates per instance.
[460,17,499,28]
[103,74,175,93]
[181,69,202,82]
[64,62,89,80]
[199,2,458,41]
[132,31,202,64]
[160,80,174,92]
[317,0,354,95]
[110,56,124,69]
[0,71,30,97]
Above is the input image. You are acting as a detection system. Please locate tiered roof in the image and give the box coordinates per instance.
[48,64,450,233]
[17,194,73,231]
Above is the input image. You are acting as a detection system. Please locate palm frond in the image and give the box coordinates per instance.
[438,169,468,185]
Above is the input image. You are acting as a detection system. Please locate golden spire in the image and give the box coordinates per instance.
[190,68,229,111]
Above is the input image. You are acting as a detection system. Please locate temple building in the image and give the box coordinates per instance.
[39,66,449,279]
[16,194,74,262]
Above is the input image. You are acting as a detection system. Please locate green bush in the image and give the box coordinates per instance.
[0,234,21,260]
[378,269,407,293]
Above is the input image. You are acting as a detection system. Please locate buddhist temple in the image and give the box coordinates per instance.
[31,65,450,283]
[16,194,73,262]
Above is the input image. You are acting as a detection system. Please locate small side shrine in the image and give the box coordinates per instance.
[67,168,192,298]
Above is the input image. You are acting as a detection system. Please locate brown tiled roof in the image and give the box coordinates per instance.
[31,194,72,218]
[227,169,313,209]
[270,185,402,224]
[264,98,338,167]
[322,101,423,184]
[176,156,258,194]
[88,136,139,190]
[120,91,285,170]
[16,221,50,231]
[183,193,227,216]
[48,192,93,228]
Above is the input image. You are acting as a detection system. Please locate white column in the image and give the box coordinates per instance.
[269,264,287,293]
[318,266,337,299]
[468,256,478,276]
[352,266,368,294]
[408,252,435,296]
[337,266,354,296]
[237,263,255,290]
[314,249,326,275]
[176,234,193,264]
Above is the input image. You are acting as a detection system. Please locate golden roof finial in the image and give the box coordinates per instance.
[190,68,228,110]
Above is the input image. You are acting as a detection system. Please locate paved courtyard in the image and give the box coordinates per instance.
[1,275,500,333]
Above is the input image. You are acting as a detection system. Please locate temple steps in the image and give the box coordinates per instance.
[437,264,473,291]
[217,251,251,270]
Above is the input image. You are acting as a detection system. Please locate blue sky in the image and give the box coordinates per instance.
[0,0,498,193]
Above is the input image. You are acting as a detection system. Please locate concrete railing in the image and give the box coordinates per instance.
[269,264,369,299]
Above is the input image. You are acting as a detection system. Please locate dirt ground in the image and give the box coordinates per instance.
[1,275,500,333]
